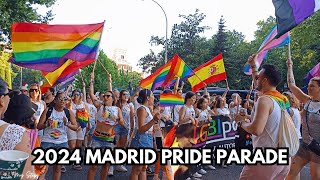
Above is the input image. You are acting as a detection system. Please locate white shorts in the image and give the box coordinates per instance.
[67,127,85,140]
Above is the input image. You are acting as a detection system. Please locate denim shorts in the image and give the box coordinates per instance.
[115,124,129,136]
[130,132,153,148]
[91,138,114,149]
[41,142,68,149]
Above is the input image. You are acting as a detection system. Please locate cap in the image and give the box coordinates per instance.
[19,82,28,91]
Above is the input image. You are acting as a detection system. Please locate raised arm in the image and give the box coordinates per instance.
[82,81,87,104]
[107,73,112,91]
[89,73,98,102]
[287,58,310,104]
[173,76,180,94]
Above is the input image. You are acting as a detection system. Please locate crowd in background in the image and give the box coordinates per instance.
[0,55,320,180]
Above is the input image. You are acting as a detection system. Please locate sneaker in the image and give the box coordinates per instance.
[198,169,207,175]
[108,166,114,176]
[116,165,128,172]
[61,166,66,173]
[207,165,216,170]
[185,178,191,180]
[222,164,228,168]
[73,165,82,171]
[192,172,202,178]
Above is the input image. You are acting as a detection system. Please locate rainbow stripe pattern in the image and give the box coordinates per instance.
[163,54,194,87]
[93,131,116,142]
[76,110,89,128]
[140,61,172,91]
[11,22,104,72]
[49,130,62,139]
[160,93,184,107]
[264,90,290,113]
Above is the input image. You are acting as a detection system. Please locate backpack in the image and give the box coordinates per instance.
[45,106,71,122]
[273,99,300,157]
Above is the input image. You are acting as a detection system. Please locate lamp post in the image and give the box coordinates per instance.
[144,0,168,63]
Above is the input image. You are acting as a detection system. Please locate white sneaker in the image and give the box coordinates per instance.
[192,172,202,178]
[207,165,216,170]
[185,178,191,180]
[108,166,114,176]
[116,165,127,172]
[198,169,207,175]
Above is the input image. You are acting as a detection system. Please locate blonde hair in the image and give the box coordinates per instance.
[29,83,42,102]
[283,91,300,109]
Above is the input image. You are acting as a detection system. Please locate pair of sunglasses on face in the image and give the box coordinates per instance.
[73,94,81,97]
[29,89,39,93]
[103,94,112,98]
[58,97,68,101]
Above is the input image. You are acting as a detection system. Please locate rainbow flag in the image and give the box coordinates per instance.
[76,110,89,128]
[11,22,103,72]
[162,54,194,88]
[264,90,290,113]
[160,93,184,107]
[140,61,172,91]
[243,25,290,75]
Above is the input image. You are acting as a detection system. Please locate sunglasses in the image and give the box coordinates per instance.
[103,94,111,98]
[73,94,81,97]
[58,97,68,101]
[0,92,10,97]
[29,89,39,92]
[122,93,129,96]
[20,90,28,92]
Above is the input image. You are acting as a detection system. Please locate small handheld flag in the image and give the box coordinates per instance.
[159,93,184,107]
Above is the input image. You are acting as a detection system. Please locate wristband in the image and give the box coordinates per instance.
[237,120,243,127]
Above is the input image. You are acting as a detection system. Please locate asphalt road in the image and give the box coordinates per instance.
[45,163,311,180]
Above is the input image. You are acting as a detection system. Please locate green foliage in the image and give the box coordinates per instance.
[0,0,56,41]
[11,65,43,89]
[138,10,320,91]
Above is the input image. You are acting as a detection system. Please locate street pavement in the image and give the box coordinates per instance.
[46,163,311,180]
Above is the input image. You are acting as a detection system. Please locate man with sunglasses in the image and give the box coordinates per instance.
[235,55,290,179]
[19,83,29,96]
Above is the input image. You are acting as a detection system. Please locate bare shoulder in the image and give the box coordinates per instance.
[257,96,273,106]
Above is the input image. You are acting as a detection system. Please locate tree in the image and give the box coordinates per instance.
[213,16,227,54]
[137,50,162,73]
[0,0,56,41]
[0,50,16,89]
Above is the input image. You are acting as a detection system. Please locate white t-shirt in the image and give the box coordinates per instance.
[42,108,68,144]
[292,108,302,139]
[173,105,183,123]
[122,103,134,129]
[180,105,195,124]
[87,103,97,125]
[33,100,46,123]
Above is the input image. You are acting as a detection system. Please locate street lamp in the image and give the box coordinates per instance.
[143,0,168,63]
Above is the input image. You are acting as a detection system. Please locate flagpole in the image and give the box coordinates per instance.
[98,59,110,75]
[288,32,291,59]
[225,79,229,89]
[93,20,106,73]
[183,60,206,87]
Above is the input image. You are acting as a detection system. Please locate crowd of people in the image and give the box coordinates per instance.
[0,54,319,180]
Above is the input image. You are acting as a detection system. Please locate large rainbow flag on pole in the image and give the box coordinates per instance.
[162,54,194,88]
[140,61,172,91]
[11,22,104,72]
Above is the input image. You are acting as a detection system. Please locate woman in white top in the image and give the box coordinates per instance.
[286,59,320,179]
[29,83,46,140]
[87,73,124,180]
[179,91,197,125]
[38,92,78,180]
[196,97,214,122]
[130,89,160,180]
[215,96,232,121]
[283,91,302,141]
[68,89,89,170]
[0,78,37,179]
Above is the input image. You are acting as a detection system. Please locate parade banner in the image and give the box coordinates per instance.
[162,115,252,179]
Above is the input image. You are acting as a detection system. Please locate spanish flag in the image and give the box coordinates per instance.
[188,53,227,92]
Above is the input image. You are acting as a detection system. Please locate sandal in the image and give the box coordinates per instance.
[61,166,67,173]
[73,165,83,170]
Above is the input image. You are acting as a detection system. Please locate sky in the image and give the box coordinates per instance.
[45,0,276,72]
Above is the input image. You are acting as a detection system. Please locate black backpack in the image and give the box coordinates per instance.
[45,106,71,122]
